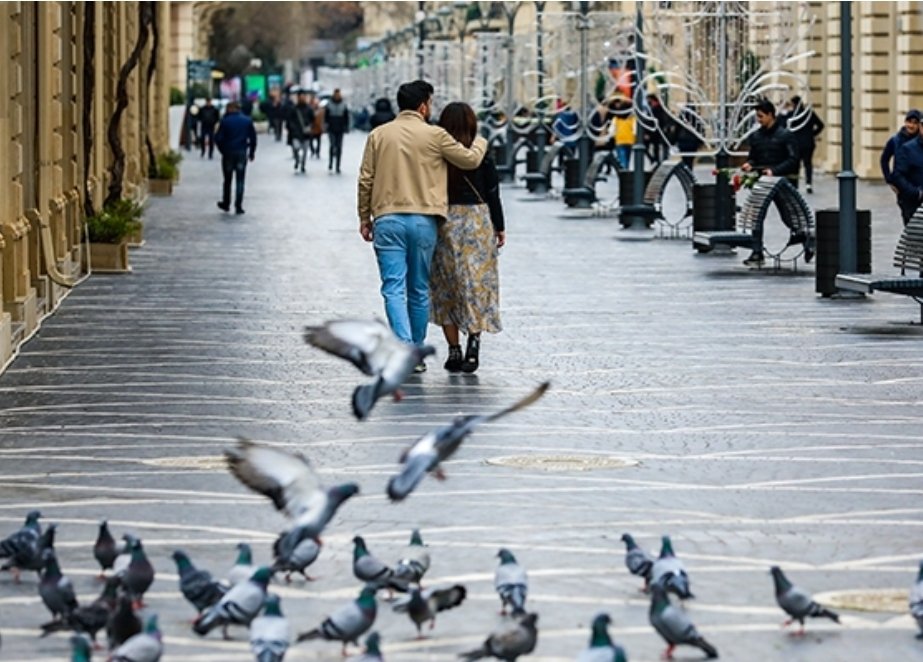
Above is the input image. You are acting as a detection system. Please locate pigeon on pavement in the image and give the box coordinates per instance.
[193,566,272,640]
[225,438,360,567]
[112,534,137,578]
[297,585,378,656]
[227,542,255,586]
[107,593,142,650]
[392,529,431,588]
[272,535,321,583]
[304,319,435,420]
[459,612,538,661]
[353,536,407,594]
[93,520,118,579]
[122,538,155,609]
[494,548,528,617]
[392,584,466,637]
[651,536,693,600]
[576,613,628,662]
[70,633,92,662]
[110,614,163,662]
[172,550,228,613]
[649,582,717,660]
[250,594,292,662]
[770,566,840,634]
[0,512,50,582]
[41,575,119,645]
[38,550,78,622]
[911,560,923,639]
[387,382,549,501]
[349,631,384,661]
[620,533,653,592]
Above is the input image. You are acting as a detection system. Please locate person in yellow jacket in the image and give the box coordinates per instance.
[611,96,636,170]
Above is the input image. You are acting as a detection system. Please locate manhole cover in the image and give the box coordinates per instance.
[485,454,639,471]
[815,589,907,614]
[141,456,226,471]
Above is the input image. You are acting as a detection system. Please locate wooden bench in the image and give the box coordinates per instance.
[693,176,815,267]
[642,159,698,235]
[836,209,923,322]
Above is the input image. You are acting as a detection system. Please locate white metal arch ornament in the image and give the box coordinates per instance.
[635,0,817,156]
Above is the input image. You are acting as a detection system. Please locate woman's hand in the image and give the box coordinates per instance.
[495,231,506,248]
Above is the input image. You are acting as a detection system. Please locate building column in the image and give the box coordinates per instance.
[896,2,923,123]
[855,1,895,179]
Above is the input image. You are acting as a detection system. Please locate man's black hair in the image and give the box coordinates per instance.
[397,80,434,112]
[754,98,776,116]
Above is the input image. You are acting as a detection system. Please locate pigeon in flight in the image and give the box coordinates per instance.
[576,613,628,662]
[387,382,549,501]
[649,582,717,659]
[494,548,528,617]
[651,536,693,600]
[770,566,839,634]
[225,438,359,567]
[304,319,435,420]
[459,612,538,661]
[620,533,654,592]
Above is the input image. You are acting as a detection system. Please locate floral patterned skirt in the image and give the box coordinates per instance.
[430,203,502,334]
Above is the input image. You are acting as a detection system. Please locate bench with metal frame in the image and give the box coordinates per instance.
[521,142,570,194]
[641,158,698,237]
[693,176,815,268]
[560,150,618,207]
[836,208,923,323]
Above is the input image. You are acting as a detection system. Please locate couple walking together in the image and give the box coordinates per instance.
[357,80,505,373]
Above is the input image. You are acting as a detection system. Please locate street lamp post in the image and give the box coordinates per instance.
[498,1,521,182]
[533,0,549,193]
[416,2,427,79]
[453,2,470,100]
[838,2,858,277]
[575,1,592,191]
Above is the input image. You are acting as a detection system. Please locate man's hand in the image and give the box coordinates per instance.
[360,222,374,242]
[762,168,774,176]
[495,231,506,248]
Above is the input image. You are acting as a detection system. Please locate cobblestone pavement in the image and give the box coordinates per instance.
[0,124,921,662]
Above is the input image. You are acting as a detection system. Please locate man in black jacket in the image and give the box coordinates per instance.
[741,99,802,267]
[285,90,315,173]
[214,101,257,214]
[893,123,923,226]
[198,99,221,159]
[882,109,921,225]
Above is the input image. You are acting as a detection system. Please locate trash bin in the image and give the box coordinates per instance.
[691,183,736,233]
[617,170,654,227]
[524,150,540,192]
[815,208,871,296]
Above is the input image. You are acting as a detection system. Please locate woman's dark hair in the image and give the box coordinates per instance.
[438,102,479,192]
[397,80,434,112]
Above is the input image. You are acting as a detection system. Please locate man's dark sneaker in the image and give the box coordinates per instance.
[217,201,230,212]
[804,244,815,263]
[805,184,813,194]
[742,252,764,267]
[444,345,463,372]
[413,361,427,374]
[235,207,245,215]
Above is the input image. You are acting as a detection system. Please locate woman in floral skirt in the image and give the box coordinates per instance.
[430,102,505,373]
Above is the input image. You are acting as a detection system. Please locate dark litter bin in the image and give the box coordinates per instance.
[692,183,736,233]
[617,170,654,227]
[524,150,540,192]
[815,208,871,296]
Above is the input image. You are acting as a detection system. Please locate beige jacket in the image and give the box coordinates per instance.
[357,110,487,223]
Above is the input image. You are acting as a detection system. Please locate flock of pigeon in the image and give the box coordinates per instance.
[0,318,921,660]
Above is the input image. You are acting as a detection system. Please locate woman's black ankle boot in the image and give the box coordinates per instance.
[444,344,463,372]
[462,334,480,373]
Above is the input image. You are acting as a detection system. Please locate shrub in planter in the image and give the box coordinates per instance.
[83,201,142,272]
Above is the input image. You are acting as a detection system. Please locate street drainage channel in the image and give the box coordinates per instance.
[485,454,639,471]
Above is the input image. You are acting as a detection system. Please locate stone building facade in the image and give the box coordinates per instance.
[0,2,171,368]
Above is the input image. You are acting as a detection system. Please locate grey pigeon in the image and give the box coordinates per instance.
[110,614,163,662]
[494,549,528,616]
[353,536,407,594]
[392,529,431,588]
[112,534,137,578]
[910,560,923,639]
[348,631,384,661]
[122,538,155,608]
[297,585,378,656]
[41,575,119,644]
[70,633,92,662]
[93,520,118,578]
[1,512,52,581]
[38,550,78,622]
[272,535,321,583]
[193,566,272,640]
[649,582,717,660]
[392,584,466,637]
[304,319,435,420]
[620,533,653,591]
[172,550,227,613]
[576,613,628,662]
[107,593,142,650]
[224,438,359,565]
[459,612,538,661]
[387,383,549,501]
[227,542,255,586]
[650,536,693,600]
[250,594,292,662]
[770,566,839,634]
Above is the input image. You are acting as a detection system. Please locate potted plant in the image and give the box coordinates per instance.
[148,150,182,195]
[251,108,269,133]
[82,200,143,272]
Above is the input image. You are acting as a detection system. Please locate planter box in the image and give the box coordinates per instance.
[128,221,144,248]
[83,240,131,273]
[254,120,269,134]
[148,177,173,196]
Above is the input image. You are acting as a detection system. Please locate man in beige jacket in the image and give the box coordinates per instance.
[357,80,487,371]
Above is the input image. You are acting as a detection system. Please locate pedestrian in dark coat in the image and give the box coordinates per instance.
[787,96,824,193]
[198,99,221,159]
[285,91,315,173]
[893,129,923,226]
[369,97,396,129]
[324,88,350,173]
[214,101,257,215]
[882,109,921,225]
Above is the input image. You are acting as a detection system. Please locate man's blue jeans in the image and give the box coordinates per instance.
[373,214,438,345]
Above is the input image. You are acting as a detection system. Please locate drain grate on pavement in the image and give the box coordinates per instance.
[485,454,639,471]
[815,589,907,614]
